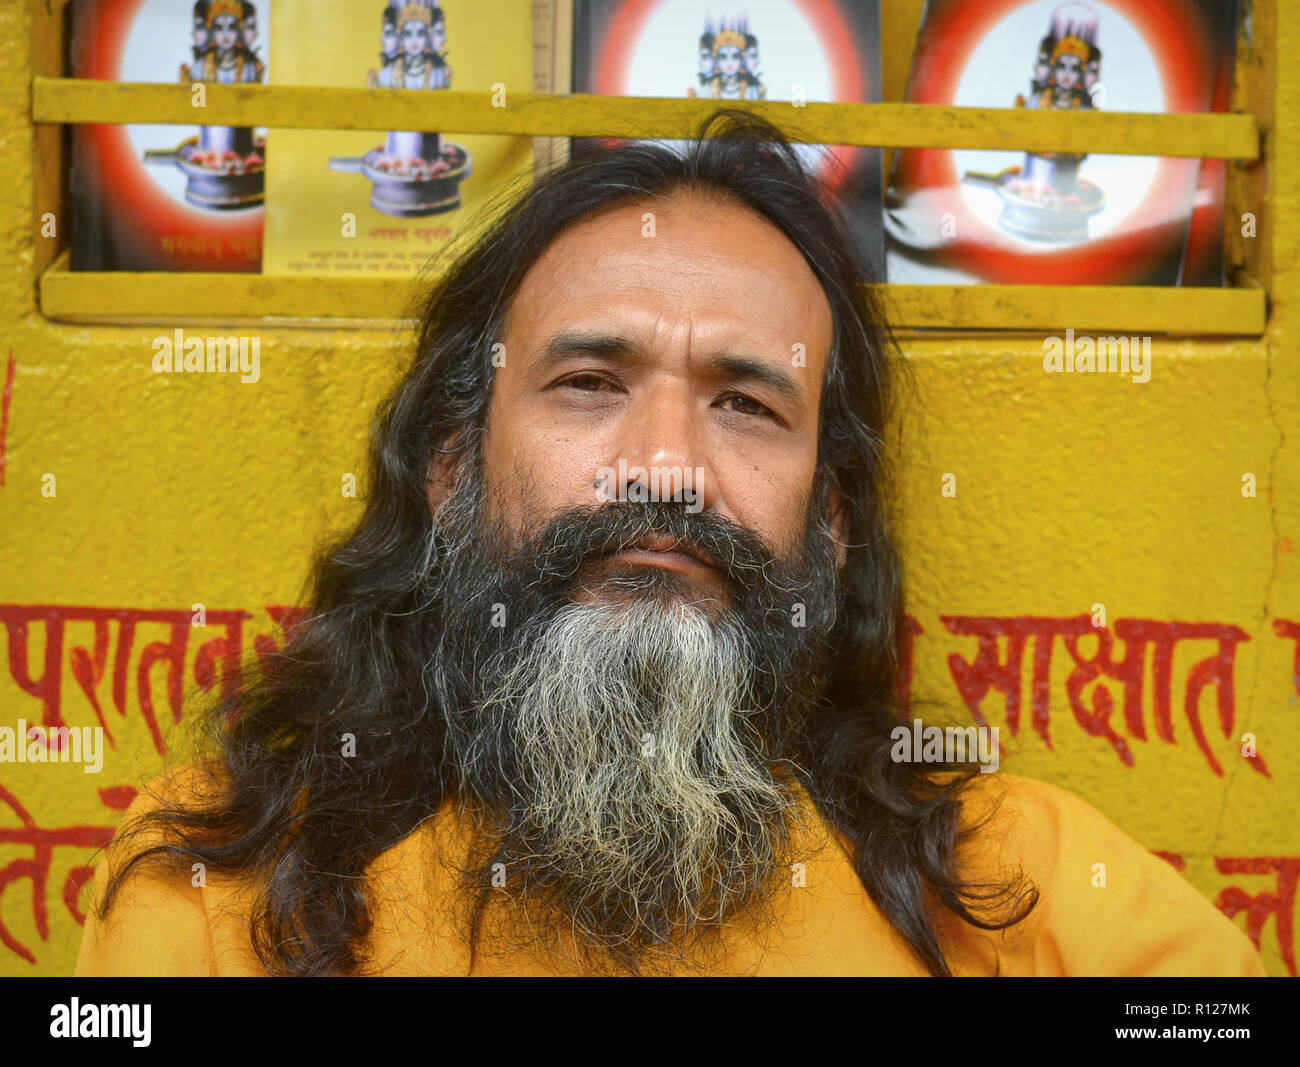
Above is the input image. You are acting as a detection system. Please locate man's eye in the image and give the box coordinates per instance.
[718,393,770,417]
[561,374,612,392]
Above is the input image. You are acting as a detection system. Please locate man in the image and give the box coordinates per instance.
[77,111,1265,978]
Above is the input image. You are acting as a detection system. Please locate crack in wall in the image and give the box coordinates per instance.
[1212,329,1287,855]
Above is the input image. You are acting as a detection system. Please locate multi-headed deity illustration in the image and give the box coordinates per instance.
[329,1,472,217]
[687,3,765,101]
[143,0,267,210]
[962,2,1106,242]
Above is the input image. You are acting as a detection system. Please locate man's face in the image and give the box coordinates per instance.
[717,44,743,75]
[382,22,398,57]
[479,193,835,605]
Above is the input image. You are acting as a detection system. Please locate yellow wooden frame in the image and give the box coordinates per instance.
[30,73,1268,333]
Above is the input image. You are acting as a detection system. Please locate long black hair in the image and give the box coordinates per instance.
[96,109,1035,976]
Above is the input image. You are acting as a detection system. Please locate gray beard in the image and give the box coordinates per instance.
[423,457,839,973]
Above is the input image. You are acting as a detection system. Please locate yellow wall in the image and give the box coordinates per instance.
[0,0,1296,976]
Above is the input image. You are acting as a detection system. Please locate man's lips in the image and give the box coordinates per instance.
[602,534,718,573]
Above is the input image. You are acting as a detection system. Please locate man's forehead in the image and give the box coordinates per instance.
[504,194,834,368]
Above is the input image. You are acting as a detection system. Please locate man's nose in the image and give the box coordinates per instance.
[604,379,719,514]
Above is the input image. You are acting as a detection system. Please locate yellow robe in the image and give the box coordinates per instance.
[74,771,1267,976]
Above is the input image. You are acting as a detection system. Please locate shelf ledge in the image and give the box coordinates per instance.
[39,257,1266,334]
[31,79,1260,159]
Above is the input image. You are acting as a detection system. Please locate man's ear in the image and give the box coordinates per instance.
[425,434,463,516]
[828,487,848,570]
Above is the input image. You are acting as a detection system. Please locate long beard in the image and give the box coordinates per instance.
[422,459,841,973]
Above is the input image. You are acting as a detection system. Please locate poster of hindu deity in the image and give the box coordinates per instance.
[886,0,1239,286]
[568,0,884,278]
[260,0,534,277]
[70,0,271,271]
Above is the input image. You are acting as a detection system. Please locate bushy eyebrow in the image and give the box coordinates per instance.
[532,330,806,410]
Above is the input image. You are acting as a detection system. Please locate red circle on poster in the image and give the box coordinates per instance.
[76,0,263,271]
[893,0,1218,284]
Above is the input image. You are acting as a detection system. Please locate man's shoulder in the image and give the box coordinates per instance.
[956,772,1128,857]
[114,761,230,837]
[943,773,1268,976]
[952,771,1228,913]
[92,759,240,902]
[75,760,270,976]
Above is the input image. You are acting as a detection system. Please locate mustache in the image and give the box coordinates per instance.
[510,500,794,597]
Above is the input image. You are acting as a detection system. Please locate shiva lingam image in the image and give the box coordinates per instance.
[328,1,472,217]
[962,2,1105,243]
[143,0,267,210]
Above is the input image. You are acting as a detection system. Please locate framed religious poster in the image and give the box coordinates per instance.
[259,0,535,277]
[567,0,884,278]
[885,0,1240,286]
[70,0,271,271]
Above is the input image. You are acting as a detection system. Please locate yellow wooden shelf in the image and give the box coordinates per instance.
[32,79,1260,159]
[31,78,1265,332]
[38,253,1264,333]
